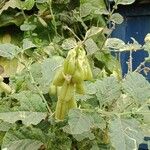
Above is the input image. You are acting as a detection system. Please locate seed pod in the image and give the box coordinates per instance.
[37,16,48,28]
[72,70,83,84]
[67,48,76,58]
[72,59,84,83]
[59,81,68,101]
[49,84,57,95]
[76,46,85,58]
[0,82,12,94]
[59,81,75,102]
[57,86,61,97]
[63,48,77,75]
[52,68,65,86]
[68,98,77,110]
[63,59,69,74]
[76,81,85,94]
[63,55,76,75]
[55,101,68,120]
[84,57,93,80]
[64,83,75,102]
[67,56,76,75]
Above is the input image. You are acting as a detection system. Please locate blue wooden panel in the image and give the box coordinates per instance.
[112,7,150,80]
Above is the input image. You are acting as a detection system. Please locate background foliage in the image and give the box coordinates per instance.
[0,0,149,149]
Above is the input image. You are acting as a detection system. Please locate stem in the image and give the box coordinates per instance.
[28,70,52,114]
[63,26,81,41]
[99,0,119,51]
[48,0,57,35]
[16,56,52,114]
[18,0,27,20]
[134,60,146,72]
[128,50,133,72]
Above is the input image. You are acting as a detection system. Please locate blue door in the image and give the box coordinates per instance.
[112,4,150,81]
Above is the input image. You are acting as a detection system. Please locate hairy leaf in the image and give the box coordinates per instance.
[122,72,150,103]
[110,13,124,24]
[2,127,47,147]
[84,38,99,55]
[0,0,35,15]
[0,120,11,132]
[85,26,103,40]
[11,91,47,112]
[0,111,46,126]
[41,56,64,92]
[105,38,126,50]
[22,38,36,50]
[95,77,121,106]
[61,38,77,50]
[0,43,21,59]
[2,139,43,150]
[68,109,94,134]
[109,118,144,150]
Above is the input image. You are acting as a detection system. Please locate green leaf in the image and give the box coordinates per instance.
[141,106,150,124]
[114,94,136,112]
[0,111,47,126]
[0,0,35,15]
[110,13,124,24]
[40,56,64,93]
[68,109,94,134]
[84,38,99,55]
[105,38,126,50]
[22,38,36,50]
[91,112,106,129]
[0,131,5,146]
[122,72,150,103]
[29,56,64,94]
[95,77,121,106]
[0,43,21,59]
[0,0,21,15]
[85,26,103,40]
[73,131,95,141]
[109,118,144,150]
[85,81,97,95]
[22,0,35,10]
[80,0,107,16]
[36,0,48,3]
[0,11,24,27]
[11,91,47,112]
[0,120,11,132]
[61,38,77,50]
[2,127,47,147]
[91,144,99,150]
[2,139,43,150]
[143,34,150,56]
[20,22,36,31]
[115,0,135,5]
[80,3,93,17]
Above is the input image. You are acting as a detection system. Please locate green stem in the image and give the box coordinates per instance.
[63,26,81,42]
[17,56,52,114]
[48,0,57,35]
